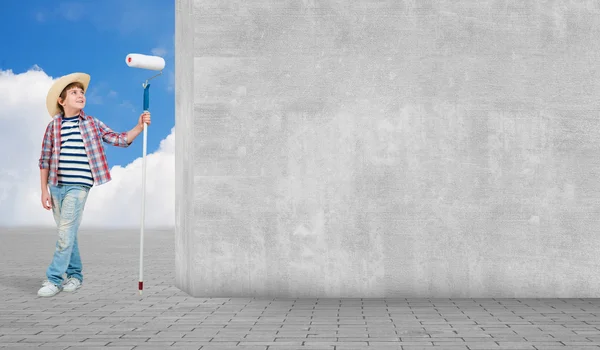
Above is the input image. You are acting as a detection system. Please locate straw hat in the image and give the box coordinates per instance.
[46,72,90,117]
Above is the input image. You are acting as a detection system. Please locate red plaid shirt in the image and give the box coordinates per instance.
[38,110,131,187]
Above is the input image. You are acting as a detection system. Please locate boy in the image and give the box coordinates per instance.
[37,72,151,297]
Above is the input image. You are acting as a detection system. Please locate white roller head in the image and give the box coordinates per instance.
[126,53,165,71]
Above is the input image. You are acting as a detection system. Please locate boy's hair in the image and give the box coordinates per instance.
[57,82,85,115]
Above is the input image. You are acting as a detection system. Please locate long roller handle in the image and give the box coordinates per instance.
[139,83,150,295]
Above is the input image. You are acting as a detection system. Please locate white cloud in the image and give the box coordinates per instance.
[35,12,45,22]
[0,68,174,229]
[57,2,86,21]
[167,69,175,92]
[86,86,104,105]
[85,82,121,105]
[119,100,136,113]
[151,47,168,57]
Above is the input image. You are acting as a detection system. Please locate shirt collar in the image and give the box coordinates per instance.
[53,109,86,121]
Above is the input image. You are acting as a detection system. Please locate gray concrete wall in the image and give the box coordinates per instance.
[175,0,600,298]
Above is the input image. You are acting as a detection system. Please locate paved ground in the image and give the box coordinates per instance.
[2,228,600,350]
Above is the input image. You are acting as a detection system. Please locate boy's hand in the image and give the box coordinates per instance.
[41,190,51,210]
[138,112,151,128]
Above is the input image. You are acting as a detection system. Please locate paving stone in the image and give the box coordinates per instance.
[401,346,467,350]
[3,229,600,349]
[265,347,333,350]
[1,346,68,350]
[533,347,598,349]
[153,345,202,350]
[65,347,134,350]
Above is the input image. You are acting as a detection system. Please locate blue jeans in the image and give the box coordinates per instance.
[46,184,90,287]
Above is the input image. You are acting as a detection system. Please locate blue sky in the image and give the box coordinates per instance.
[0,0,175,168]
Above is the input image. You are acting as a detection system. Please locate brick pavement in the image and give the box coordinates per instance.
[1,227,600,349]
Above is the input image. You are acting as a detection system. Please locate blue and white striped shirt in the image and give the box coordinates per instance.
[57,116,94,187]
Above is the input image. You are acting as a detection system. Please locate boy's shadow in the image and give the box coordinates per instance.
[3,275,44,295]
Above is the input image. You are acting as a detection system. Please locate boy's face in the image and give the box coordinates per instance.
[59,86,86,111]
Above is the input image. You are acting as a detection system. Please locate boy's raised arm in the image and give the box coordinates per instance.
[94,112,150,147]
[94,117,132,148]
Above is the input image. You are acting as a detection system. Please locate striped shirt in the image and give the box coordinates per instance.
[39,110,131,187]
[57,116,94,187]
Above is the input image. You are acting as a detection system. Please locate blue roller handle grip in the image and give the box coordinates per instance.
[143,83,150,111]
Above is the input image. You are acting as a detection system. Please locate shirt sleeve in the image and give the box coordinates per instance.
[38,121,53,169]
[94,117,131,148]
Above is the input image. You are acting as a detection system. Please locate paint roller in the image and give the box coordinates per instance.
[125,53,165,296]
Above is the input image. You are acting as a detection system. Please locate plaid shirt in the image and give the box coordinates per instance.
[38,110,131,187]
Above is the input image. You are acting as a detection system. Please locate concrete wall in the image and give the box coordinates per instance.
[175,0,600,298]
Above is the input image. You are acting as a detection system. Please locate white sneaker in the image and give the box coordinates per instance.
[63,277,82,292]
[37,280,61,297]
